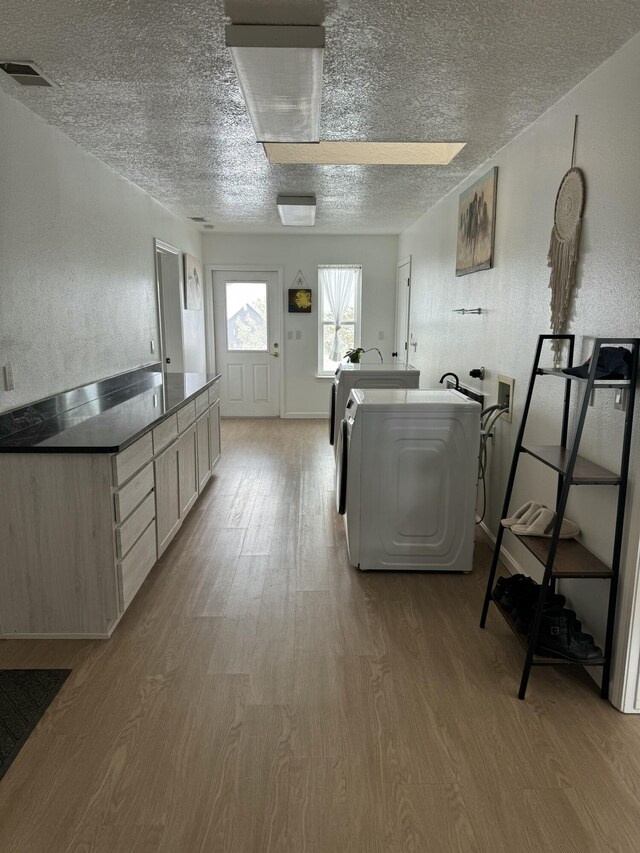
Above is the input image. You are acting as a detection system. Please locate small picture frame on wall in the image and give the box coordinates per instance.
[183,253,203,310]
[288,288,312,313]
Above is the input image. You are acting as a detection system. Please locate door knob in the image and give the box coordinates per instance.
[270,351,280,358]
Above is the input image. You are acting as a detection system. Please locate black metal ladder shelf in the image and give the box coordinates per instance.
[480,334,639,700]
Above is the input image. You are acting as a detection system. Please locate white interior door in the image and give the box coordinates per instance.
[394,258,412,364]
[155,241,184,373]
[213,270,281,417]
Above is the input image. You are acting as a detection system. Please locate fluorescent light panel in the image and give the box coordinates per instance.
[264,141,466,165]
[226,25,324,143]
[277,195,316,227]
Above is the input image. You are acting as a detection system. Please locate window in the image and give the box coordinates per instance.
[318,265,362,374]
[225,281,268,351]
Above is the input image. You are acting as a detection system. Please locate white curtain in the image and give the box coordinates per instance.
[320,266,360,361]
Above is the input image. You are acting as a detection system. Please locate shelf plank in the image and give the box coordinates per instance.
[512,533,614,578]
[521,445,621,484]
[537,367,630,388]
[490,594,605,666]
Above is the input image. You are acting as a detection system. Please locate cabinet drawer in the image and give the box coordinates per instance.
[153,414,178,454]
[195,390,209,418]
[113,461,154,523]
[112,432,153,487]
[117,520,157,612]
[177,401,196,433]
[208,380,220,407]
[116,491,156,558]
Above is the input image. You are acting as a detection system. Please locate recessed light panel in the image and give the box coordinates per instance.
[277,195,316,227]
[264,141,466,165]
[226,25,324,143]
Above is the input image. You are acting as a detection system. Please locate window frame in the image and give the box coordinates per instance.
[317,265,362,376]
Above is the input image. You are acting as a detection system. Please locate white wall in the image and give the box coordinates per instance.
[399,32,640,711]
[0,89,204,413]
[203,233,399,416]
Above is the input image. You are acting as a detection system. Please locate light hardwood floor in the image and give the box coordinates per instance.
[1,418,640,852]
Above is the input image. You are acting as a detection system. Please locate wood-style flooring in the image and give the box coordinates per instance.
[1,418,640,852]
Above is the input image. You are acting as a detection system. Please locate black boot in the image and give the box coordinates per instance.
[535,609,604,662]
[514,594,566,633]
[500,576,539,613]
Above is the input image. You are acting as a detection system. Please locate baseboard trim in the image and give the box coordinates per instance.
[282,412,329,419]
[478,520,523,576]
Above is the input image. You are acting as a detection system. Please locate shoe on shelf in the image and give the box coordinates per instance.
[500,576,539,614]
[493,574,525,603]
[501,501,544,528]
[514,594,567,633]
[511,507,580,539]
[535,609,604,662]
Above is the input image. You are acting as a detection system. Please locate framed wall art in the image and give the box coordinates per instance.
[183,253,203,310]
[288,288,312,313]
[455,166,498,276]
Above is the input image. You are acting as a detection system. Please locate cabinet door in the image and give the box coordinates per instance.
[178,423,199,518]
[196,412,211,494]
[209,400,221,473]
[154,441,181,557]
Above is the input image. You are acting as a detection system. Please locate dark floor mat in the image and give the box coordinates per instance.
[0,669,71,781]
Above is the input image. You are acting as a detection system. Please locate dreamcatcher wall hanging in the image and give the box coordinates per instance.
[547,116,586,366]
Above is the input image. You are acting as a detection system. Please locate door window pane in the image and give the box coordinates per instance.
[225,281,268,351]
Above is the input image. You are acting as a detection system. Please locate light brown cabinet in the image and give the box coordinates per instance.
[0,381,221,638]
[178,422,198,517]
[209,399,221,473]
[196,412,212,493]
[154,439,181,557]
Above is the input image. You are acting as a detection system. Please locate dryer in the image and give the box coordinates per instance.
[336,388,480,572]
[329,363,420,449]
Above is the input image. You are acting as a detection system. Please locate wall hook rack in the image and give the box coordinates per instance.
[453,308,483,315]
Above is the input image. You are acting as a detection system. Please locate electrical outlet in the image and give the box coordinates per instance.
[614,388,628,412]
[295,330,302,340]
[4,362,14,391]
[287,331,293,340]
[378,330,384,340]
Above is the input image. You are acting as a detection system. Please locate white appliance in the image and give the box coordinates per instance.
[329,363,420,449]
[336,388,480,572]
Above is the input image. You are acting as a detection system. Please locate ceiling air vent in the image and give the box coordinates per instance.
[0,61,57,87]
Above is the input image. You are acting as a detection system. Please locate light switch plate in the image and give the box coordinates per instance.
[4,362,15,391]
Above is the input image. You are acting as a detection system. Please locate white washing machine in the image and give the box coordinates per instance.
[329,363,420,450]
[336,388,480,572]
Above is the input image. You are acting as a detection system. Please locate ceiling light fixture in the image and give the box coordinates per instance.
[226,25,324,143]
[277,195,316,227]
[264,141,466,165]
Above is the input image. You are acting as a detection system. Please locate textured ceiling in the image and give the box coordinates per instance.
[1,1,639,234]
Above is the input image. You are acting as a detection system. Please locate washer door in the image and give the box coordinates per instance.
[335,418,349,514]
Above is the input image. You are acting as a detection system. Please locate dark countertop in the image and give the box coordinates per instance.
[0,371,221,454]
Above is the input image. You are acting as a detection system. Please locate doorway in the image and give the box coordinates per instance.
[212,269,283,417]
[395,256,412,365]
[154,240,183,372]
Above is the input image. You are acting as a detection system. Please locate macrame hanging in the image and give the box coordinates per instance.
[547,165,586,366]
